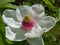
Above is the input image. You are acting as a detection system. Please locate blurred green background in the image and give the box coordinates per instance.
[0,0,60,45]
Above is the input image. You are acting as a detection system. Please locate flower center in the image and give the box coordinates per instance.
[22,15,35,31]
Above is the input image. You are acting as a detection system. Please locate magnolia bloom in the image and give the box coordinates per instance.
[2,4,56,45]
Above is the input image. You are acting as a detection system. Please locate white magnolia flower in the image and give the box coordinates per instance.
[2,4,56,45]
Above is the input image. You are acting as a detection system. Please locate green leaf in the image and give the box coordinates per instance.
[0,34,4,45]
[0,13,5,36]
[23,2,31,5]
[59,8,60,20]
[55,8,60,22]
[0,3,18,9]
[0,13,5,45]
[49,0,55,4]
[0,0,15,5]
[43,0,55,12]
[5,39,14,45]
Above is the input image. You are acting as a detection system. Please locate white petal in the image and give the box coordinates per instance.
[16,5,44,21]
[33,12,45,21]
[3,9,19,22]
[2,15,20,28]
[25,23,45,38]
[27,37,44,45]
[32,4,45,16]
[39,12,45,18]
[5,26,27,41]
[16,7,22,22]
[16,5,36,19]
[38,16,56,32]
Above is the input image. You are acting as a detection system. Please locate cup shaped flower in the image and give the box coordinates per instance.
[2,4,56,45]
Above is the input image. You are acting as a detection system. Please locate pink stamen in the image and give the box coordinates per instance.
[22,18,35,31]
